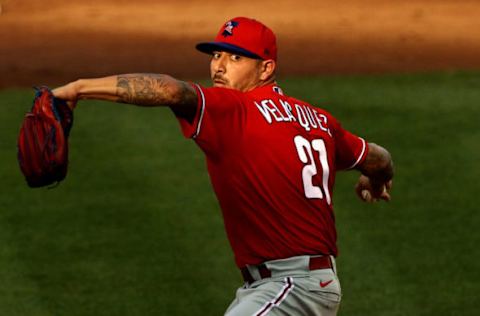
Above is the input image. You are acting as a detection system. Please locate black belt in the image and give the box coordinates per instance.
[241,256,333,284]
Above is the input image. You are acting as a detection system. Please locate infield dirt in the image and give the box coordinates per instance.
[1,0,480,88]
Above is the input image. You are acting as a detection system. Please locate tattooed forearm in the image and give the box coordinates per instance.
[358,143,394,182]
[116,74,173,106]
[116,74,195,107]
[116,76,135,103]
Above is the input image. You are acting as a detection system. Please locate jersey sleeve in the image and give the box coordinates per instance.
[175,84,246,157]
[175,83,205,139]
[331,117,369,171]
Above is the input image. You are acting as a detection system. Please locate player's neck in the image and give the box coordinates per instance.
[246,77,276,92]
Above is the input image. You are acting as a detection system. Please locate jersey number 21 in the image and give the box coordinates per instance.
[294,136,331,205]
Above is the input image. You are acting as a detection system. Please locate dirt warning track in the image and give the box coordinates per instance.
[1,0,480,88]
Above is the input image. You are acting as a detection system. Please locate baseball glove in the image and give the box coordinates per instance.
[17,87,74,188]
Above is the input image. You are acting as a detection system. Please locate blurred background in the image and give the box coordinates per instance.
[1,1,479,315]
[2,0,480,87]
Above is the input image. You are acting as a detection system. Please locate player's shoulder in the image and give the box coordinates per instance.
[195,84,245,96]
[193,84,249,108]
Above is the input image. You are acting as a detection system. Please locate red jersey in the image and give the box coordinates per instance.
[176,83,368,268]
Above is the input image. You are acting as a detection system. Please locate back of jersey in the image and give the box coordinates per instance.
[176,83,367,267]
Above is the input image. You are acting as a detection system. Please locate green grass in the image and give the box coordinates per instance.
[1,71,479,315]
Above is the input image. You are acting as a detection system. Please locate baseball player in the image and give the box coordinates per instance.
[53,17,393,316]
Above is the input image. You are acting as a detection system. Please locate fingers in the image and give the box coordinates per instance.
[381,180,393,201]
[355,182,369,202]
[385,180,393,190]
[355,176,393,203]
[355,177,373,202]
[360,186,391,203]
[361,189,379,203]
[361,190,373,202]
[379,189,391,202]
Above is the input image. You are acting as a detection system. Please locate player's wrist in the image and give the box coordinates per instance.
[74,79,85,98]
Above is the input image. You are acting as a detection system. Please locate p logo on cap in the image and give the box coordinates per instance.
[222,21,239,37]
[196,17,277,61]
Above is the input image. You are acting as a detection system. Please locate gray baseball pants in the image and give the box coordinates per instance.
[225,255,341,316]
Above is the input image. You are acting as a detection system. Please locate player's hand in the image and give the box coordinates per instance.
[52,81,79,110]
[355,175,392,203]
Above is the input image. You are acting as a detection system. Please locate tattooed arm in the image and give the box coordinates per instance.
[354,143,394,203]
[52,74,197,121]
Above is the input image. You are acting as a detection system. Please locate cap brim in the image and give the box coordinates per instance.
[196,42,262,59]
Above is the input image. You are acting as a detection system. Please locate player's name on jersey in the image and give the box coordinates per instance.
[255,99,332,135]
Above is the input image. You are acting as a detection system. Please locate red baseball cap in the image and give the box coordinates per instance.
[196,17,277,61]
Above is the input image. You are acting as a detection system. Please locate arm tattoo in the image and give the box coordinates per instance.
[117,74,172,106]
[359,143,394,182]
[116,74,196,107]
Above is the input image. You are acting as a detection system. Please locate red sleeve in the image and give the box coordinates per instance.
[175,84,245,157]
[331,117,369,170]
[175,83,205,139]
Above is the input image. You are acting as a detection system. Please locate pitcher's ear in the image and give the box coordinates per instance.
[260,59,276,81]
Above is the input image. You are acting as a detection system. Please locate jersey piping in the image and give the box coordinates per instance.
[192,83,206,139]
[347,137,367,169]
